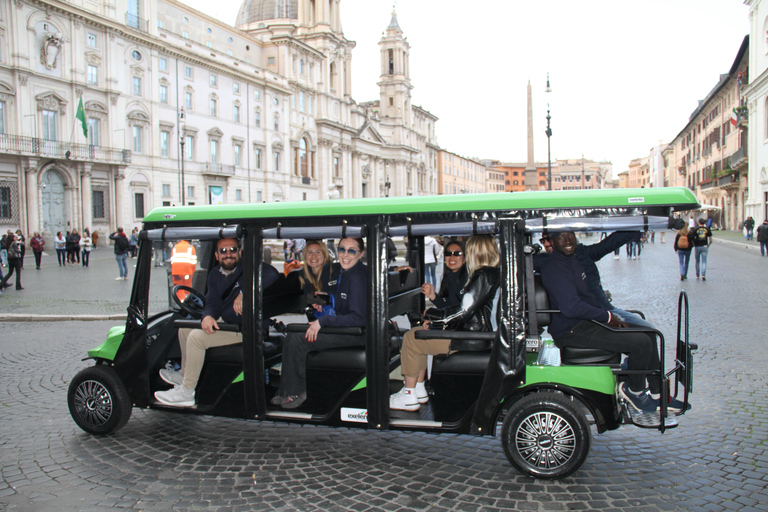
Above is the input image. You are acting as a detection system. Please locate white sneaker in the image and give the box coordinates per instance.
[155,386,195,407]
[115,276,123,280]
[159,368,183,387]
[390,387,420,411]
[414,382,429,404]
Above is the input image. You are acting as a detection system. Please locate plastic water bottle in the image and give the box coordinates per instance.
[537,339,561,366]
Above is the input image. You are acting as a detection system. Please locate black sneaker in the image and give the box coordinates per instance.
[618,382,658,413]
[663,398,692,414]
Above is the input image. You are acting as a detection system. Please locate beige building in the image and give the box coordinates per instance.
[0,0,438,240]
[485,166,505,193]
[626,157,650,188]
[437,150,485,195]
[662,36,748,230]
[551,158,610,191]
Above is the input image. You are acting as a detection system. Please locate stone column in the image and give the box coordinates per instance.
[81,165,93,233]
[113,170,125,231]
[25,167,39,234]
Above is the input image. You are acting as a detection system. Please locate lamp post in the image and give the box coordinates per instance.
[178,108,186,206]
[545,73,553,190]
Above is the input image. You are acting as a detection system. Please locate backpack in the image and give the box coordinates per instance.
[677,234,689,249]
[7,242,21,259]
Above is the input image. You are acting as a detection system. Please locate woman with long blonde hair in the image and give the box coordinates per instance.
[390,234,501,412]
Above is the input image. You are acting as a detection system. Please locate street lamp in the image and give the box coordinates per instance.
[178,108,186,206]
[545,73,553,190]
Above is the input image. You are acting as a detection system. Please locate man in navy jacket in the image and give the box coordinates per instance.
[538,231,653,328]
[541,231,662,413]
[155,238,279,407]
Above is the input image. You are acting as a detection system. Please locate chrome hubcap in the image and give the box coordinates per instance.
[515,411,576,470]
[73,379,113,427]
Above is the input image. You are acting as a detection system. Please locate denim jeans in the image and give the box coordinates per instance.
[677,249,691,278]
[425,262,437,285]
[694,245,709,277]
[116,253,128,278]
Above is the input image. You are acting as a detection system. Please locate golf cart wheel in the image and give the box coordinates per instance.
[501,392,590,480]
[68,365,132,435]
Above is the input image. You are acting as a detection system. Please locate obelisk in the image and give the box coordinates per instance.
[524,80,538,190]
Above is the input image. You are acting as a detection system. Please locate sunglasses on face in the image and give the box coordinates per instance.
[217,246,239,254]
[539,238,551,244]
[445,250,464,257]
[337,246,359,255]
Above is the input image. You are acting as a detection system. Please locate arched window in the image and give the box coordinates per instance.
[299,137,308,177]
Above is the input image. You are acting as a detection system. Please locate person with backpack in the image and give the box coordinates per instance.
[0,232,24,290]
[109,227,130,280]
[674,224,694,281]
[692,218,713,280]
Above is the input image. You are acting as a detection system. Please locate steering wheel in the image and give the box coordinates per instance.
[172,285,206,319]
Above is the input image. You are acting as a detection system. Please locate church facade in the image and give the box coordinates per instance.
[0,0,439,240]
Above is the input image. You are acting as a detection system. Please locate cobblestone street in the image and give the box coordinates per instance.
[1,233,767,511]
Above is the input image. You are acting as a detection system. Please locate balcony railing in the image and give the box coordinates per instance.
[203,162,235,176]
[716,172,740,188]
[126,13,149,32]
[729,145,747,170]
[0,133,131,164]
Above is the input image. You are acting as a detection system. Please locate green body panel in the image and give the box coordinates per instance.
[351,378,366,392]
[87,326,125,361]
[525,361,617,395]
[142,188,699,224]
[233,372,244,384]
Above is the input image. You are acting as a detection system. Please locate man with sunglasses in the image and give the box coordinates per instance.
[155,238,279,407]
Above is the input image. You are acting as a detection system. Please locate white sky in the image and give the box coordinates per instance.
[181,0,749,176]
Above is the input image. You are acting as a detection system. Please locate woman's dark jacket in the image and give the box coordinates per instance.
[431,265,468,310]
[427,266,500,332]
[319,261,366,328]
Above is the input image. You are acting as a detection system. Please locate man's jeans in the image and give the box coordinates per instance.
[116,253,128,278]
[694,245,709,277]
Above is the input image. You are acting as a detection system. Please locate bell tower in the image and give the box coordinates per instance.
[378,9,412,122]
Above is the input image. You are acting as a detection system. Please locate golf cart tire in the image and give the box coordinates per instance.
[501,391,591,480]
[68,365,132,435]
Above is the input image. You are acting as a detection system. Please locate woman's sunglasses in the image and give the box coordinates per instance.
[337,246,359,255]
[217,246,239,254]
[445,250,464,257]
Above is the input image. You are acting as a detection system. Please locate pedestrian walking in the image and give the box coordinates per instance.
[692,218,713,280]
[65,231,76,263]
[128,227,139,258]
[109,227,130,280]
[15,230,25,269]
[91,231,99,249]
[0,231,7,268]
[674,225,693,280]
[54,232,66,266]
[30,232,45,269]
[71,229,81,263]
[0,233,24,290]
[80,233,92,267]
[745,216,755,240]
[757,219,768,257]
[424,235,441,285]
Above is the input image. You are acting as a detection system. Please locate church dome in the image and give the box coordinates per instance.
[235,0,298,27]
